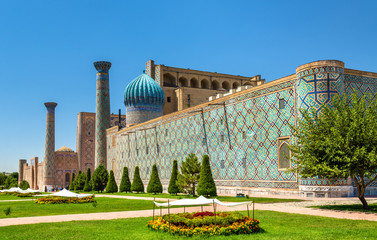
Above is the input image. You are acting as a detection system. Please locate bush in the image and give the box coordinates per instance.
[147,164,163,194]
[197,154,217,197]
[131,166,144,193]
[91,164,108,193]
[3,207,11,216]
[168,160,179,195]
[35,196,96,204]
[83,168,92,192]
[19,180,30,190]
[119,167,131,192]
[106,170,118,193]
[69,172,76,191]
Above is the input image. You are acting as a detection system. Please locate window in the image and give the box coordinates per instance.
[279,98,285,109]
[165,129,168,137]
[167,97,171,103]
[157,144,160,153]
[220,133,225,143]
[136,148,139,156]
[122,152,124,158]
[221,160,225,169]
[278,137,291,170]
[202,138,206,146]
[242,158,246,168]
[128,151,130,157]
[147,167,150,175]
[187,94,191,107]
[242,131,247,139]
[146,146,149,154]
[220,119,223,125]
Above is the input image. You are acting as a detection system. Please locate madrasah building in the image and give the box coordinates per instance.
[19,59,377,197]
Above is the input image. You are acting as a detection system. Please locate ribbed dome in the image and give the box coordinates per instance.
[124,74,165,107]
[56,146,74,152]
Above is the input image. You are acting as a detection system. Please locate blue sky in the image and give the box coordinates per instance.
[1,0,377,172]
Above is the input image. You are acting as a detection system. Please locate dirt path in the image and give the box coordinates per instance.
[1,196,376,227]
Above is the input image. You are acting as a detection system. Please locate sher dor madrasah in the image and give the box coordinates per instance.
[19,59,377,197]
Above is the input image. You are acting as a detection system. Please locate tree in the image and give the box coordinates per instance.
[19,180,30,190]
[168,160,179,195]
[147,164,163,194]
[197,155,217,197]
[131,166,144,193]
[4,176,18,189]
[0,173,6,186]
[75,171,86,191]
[69,172,76,191]
[10,172,18,181]
[91,164,108,193]
[83,168,92,192]
[106,170,118,193]
[290,92,377,209]
[119,167,131,192]
[177,153,201,196]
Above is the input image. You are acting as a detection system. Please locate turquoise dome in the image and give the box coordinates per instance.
[124,74,165,107]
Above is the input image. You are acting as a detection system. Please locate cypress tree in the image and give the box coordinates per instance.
[147,164,163,194]
[119,167,131,192]
[75,171,86,191]
[83,168,92,192]
[69,172,76,191]
[168,160,179,195]
[131,166,144,193]
[106,170,118,193]
[91,164,109,192]
[197,154,217,197]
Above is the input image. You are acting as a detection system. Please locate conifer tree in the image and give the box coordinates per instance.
[197,155,217,197]
[131,166,144,193]
[147,164,163,194]
[106,170,118,193]
[168,160,179,195]
[83,168,92,192]
[119,167,131,192]
[177,153,201,196]
[75,171,86,191]
[91,164,108,192]
[69,172,76,191]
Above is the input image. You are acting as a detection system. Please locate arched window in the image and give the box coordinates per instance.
[212,80,219,90]
[222,81,230,91]
[190,78,199,88]
[179,77,188,87]
[65,172,70,186]
[201,79,209,89]
[232,82,240,89]
[163,73,176,87]
[278,138,291,170]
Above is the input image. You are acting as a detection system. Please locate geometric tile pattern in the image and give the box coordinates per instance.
[94,61,112,169]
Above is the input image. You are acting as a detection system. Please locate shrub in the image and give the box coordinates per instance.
[3,207,11,216]
[69,172,76,191]
[131,166,144,193]
[4,176,18,189]
[168,160,179,195]
[119,167,131,192]
[19,180,30,190]
[197,154,217,197]
[92,164,108,193]
[106,170,118,193]
[83,168,92,192]
[147,164,163,194]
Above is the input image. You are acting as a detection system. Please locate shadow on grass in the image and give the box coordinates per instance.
[312,203,377,213]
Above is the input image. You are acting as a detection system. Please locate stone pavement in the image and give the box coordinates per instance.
[1,195,377,227]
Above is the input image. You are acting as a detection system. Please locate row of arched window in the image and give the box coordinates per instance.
[163,73,253,90]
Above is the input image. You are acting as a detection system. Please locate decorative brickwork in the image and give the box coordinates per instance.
[43,102,57,186]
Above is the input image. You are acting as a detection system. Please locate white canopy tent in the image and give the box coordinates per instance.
[1,187,41,194]
[34,189,93,198]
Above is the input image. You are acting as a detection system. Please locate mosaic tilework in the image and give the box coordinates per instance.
[108,80,298,190]
[94,61,111,169]
[43,102,57,186]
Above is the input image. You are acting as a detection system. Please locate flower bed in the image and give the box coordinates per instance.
[35,196,96,204]
[147,211,259,236]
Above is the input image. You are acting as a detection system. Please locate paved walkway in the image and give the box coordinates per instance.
[1,195,377,227]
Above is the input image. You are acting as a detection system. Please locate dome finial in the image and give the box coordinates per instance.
[143,70,146,74]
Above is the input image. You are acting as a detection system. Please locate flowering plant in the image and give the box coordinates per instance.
[35,196,96,204]
[147,212,259,236]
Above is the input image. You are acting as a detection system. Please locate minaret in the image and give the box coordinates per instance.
[94,61,112,169]
[43,102,57,188]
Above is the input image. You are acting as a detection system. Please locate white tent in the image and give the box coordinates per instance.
[0,187,23,193]
[34,189,93,198]
[154,196,251,207]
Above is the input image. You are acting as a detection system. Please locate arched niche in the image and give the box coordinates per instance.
[201,79,209,89]
[190,78,199,88]
[179,77,188,87]
[163,73,176,87]
[232,82,240,89]
[222,81,230,91]
[212,80,220,90]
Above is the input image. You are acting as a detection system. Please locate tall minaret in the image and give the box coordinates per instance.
[94,61,112,169]
[43,102,57,188]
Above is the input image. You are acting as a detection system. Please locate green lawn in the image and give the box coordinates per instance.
[92,192,302,203]
[312,202,377,213]
[0,197,156,218]
[1,210,376,239]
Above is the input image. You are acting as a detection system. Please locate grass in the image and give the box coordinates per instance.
[0,197,157,218]
[312,202,377,213]
[1,210,377,239]
[91,192,302,203]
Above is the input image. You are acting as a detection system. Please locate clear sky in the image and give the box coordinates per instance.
[1,0,377,172]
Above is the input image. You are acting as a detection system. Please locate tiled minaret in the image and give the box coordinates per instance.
[43,102,57,187]
[94,61,112,169]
